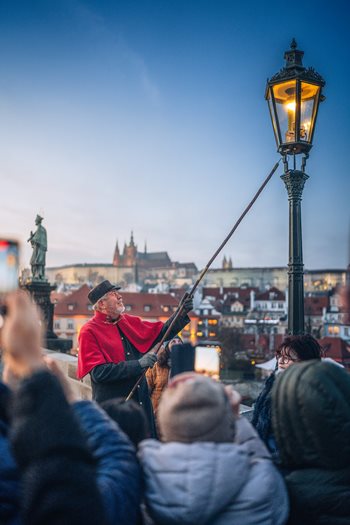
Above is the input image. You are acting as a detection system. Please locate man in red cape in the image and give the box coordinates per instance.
[77,280,192,436]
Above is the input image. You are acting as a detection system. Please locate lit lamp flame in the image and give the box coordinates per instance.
[285,101,296,112]
[285,100,296,142]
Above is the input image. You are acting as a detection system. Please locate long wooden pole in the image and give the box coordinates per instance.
[125,159,281,401]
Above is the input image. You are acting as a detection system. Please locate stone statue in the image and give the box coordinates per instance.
[28,214,47,281]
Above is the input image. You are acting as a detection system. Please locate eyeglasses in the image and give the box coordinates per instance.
[276,353,299,364]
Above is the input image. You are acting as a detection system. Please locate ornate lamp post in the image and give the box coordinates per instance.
[266,39,325,334]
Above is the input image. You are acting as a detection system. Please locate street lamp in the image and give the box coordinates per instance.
[266,39,325,334]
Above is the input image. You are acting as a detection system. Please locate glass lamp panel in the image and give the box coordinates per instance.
[267,88,280,146]
[300,82,320,143]
[272,80,297,145]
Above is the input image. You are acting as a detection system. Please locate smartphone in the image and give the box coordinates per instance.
[0,239,20,295]
[194,344,221,379]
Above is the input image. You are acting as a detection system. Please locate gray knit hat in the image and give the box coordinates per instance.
[158,372,236,443]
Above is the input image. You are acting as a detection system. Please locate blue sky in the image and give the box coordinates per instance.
[0,0,349,271]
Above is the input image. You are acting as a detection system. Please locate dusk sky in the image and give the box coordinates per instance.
[0,0,349,271]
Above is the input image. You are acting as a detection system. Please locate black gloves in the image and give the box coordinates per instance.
[139,353,157,369]
[181,294,193,314]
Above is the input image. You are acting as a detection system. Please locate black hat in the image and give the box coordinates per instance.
[88,280,121,305]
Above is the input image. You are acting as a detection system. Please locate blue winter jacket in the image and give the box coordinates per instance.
[0,383,20,525]
[73,400,142,525]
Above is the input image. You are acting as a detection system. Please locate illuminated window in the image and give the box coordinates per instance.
[163,306,169,312]
[208,319,218,325]
[197,331,203,337]
[209,332,216,337]
[68,304,74,311]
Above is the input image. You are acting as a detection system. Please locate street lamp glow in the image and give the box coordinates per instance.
[265,39,325,155]
[285,101,296,112]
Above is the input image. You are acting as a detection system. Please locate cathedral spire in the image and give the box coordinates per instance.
[113,239,120,266]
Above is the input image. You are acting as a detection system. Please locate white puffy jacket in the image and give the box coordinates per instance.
[138,418,289,525]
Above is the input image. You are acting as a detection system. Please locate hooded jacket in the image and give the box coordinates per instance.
[272,360,350,525]
[139,418,288,525]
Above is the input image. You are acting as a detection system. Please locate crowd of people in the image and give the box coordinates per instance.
[0,282,349,524]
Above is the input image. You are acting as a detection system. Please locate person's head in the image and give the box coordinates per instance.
[35,214,43,225]
[272,360,350,469]
[157,372,236,443]
[88,280,124,318]
[157,336,183,368]
[101,398,150,447]
[276,334,323,371]
[95,290,125,317]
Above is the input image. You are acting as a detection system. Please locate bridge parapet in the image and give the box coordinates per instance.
[44,350,92,400]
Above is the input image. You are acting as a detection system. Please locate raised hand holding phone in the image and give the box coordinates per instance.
[0,291,44,379]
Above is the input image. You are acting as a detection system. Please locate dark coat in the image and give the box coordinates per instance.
[251,372,275,443]
[73,400,141,525]
[272,360,350,525]
[10,370,108,525]
[0,383,19,525]
[251,371,280,460]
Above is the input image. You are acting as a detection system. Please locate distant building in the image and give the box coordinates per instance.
[304,269,346,292]
[204,267,288,291]
[204,266,347,293]
[194,298,221,342]
[304,295,328,337]
[209,287,258,329]
[53,284,93,349]
[320,337,350,368]
[323,286,350,342]
[46,232,197,288]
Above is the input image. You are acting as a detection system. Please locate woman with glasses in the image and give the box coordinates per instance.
[251,334,323,461]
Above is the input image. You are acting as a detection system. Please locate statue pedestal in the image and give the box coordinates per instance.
[23,280,72,353]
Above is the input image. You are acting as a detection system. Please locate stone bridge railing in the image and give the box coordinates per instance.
[45,350,92,400]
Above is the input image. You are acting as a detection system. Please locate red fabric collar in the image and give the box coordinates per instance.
[77,311,163,379]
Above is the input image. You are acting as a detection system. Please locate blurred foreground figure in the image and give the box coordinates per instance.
[272,360,350,525]
[139,372,289,525]
[0,291,141,525]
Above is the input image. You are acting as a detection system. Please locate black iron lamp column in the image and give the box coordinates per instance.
[266,39,325,335]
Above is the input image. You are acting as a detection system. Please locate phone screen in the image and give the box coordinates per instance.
[0,239,20,294]
[194,345,220,379]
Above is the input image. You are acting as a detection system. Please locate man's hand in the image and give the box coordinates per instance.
[139,352,158,369]
[0,291,44,380]
[181,294,193,314]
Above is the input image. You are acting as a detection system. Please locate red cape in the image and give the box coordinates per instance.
[77,311,163,379]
